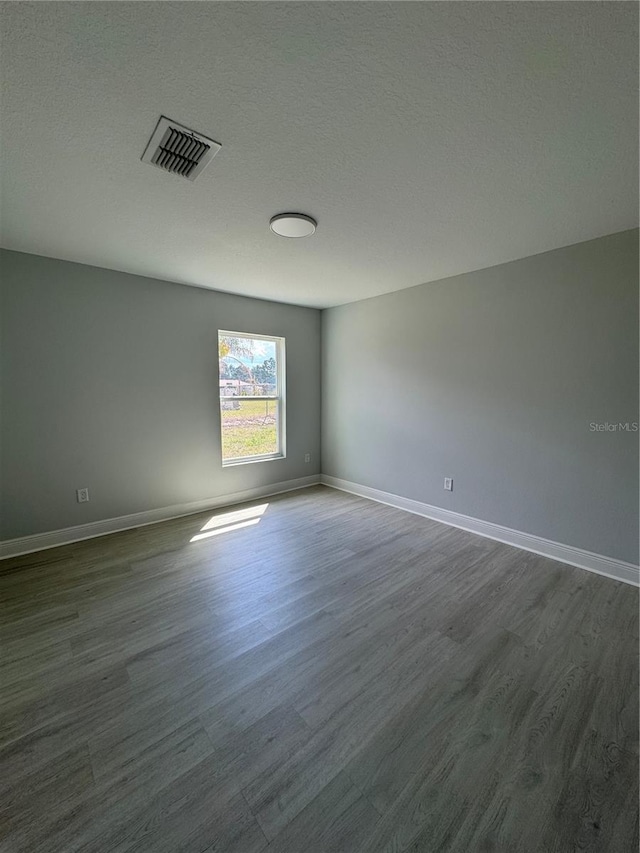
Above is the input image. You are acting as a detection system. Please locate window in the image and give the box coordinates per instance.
[218,331,285,465]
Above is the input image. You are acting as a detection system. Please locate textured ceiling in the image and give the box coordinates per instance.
[1,2,637,308]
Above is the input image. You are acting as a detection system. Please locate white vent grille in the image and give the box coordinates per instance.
[141,116,221,181]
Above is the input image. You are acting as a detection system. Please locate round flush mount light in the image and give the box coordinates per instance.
[269,212,317,238]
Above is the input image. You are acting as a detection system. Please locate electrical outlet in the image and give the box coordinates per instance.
[304,453,311,463]
[443,478,453,492]
[76,488,89,503]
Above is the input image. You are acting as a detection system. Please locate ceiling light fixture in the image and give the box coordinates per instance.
[269,213,317,238]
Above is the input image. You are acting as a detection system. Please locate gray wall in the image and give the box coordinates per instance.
[0,250,321,540]
[322,229,639,564]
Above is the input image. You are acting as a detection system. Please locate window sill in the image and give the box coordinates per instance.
[222,453,286,468]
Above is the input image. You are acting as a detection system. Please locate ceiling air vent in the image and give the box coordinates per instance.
[141,116,221,181]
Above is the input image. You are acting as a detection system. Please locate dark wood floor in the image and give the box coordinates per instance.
[0,485,637,852]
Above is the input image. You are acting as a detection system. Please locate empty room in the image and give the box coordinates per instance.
[0,2,638,852]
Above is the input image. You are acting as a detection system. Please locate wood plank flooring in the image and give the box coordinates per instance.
[0,485,637,852]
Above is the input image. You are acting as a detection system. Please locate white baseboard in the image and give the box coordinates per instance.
[0,475,321,560]
[321,475,639,587]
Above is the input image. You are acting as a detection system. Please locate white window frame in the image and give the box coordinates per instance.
[218,330,286,467]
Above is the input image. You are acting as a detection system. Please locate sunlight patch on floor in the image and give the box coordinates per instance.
[189,503,269,542]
